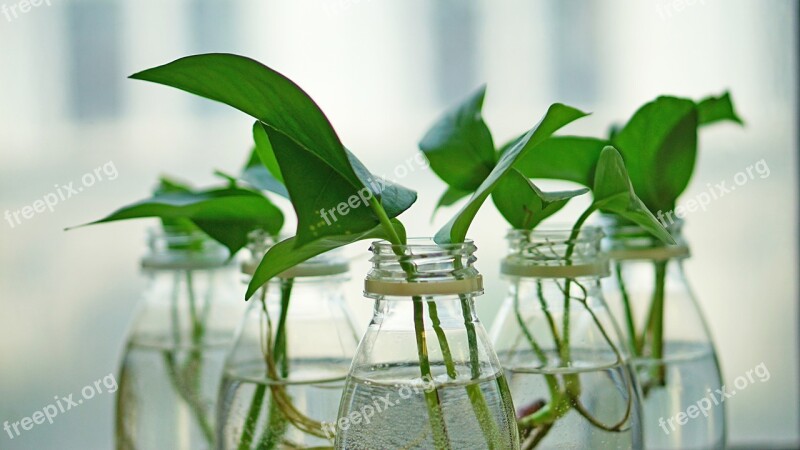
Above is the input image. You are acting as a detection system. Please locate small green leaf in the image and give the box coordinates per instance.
[611,96,698,213]
[435,103,588,244]
[592,147,674,244]
[240,164,290,198]
[74,187,285,255]
[239,145,289,198]
[252,121,284,182]
[696,91,744,126]
[263,127,380,244]
[262,125,415,247]
[246,219,406,299]
[419,85,496,191]
[513,136,607,187]
[492,169,588,230]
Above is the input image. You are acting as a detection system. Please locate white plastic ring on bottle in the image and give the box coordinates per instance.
[500,260,610,278]
[364,275,484,297]
[607,246,690,262]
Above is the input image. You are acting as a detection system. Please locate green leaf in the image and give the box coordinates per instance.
[513,136,607,187]
[240,164,290,198]
[155,176,193,195]
[592,147,674,244]
[263,127,379,243]
[133,54,414,250]
[246,219,406,299]
[74,187,285,255]
[131,53,363,189]
[251,121,284,182]
[262,125,415,247]
[419,85,496,191]
[696,91,744,126]
[611,96,698,213]
[492,169,588,230]
[344,149,417,218]
[239,145,289,198]
[435,103,589,244]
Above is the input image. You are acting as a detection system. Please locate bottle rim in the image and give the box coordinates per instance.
[141,227,231,270]
[365,237,482,298]
[502,226,609,278]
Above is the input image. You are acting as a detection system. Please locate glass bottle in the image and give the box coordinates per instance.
[116,228,246,450]
[602,218,725,449]
[217,234,359,449]
[491,228,643,449]
[335,239,519,450]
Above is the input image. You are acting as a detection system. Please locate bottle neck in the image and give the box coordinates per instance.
[365,238,483,299]
[601,215,690,262]
[141,227,230,270]
[502,227,609,279]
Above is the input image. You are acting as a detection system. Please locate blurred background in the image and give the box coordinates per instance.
[1,0,797,448]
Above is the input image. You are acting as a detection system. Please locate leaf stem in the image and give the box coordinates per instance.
[615,262,640,356]
[367,196,451,448]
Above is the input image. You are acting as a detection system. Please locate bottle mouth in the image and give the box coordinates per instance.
[365,237,482,298]
[503,226,609,278]
[598,214,689,261]
[142,227,231,270]
[369,238,477,254]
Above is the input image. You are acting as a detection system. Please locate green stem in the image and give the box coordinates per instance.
[238,288,270,450]
[615,262,640,356]
[513,286,561,404]
[646,261,668,390]
[428,303,458,379]
[162,271,215,445]
[559,206,595,375]
[414,300,451,448]
[368,197,451,448]
[370,197,502,448]
[257,278,294,449]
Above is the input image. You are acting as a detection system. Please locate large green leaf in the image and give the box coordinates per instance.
[611,96,698,213]
[419,85,497,191]
[435,103,588,244]
[696,91,744,126]
[131,53,363,188]
[246,219,406,299]
[74,186,284,255]
[513,136,607,187]
[492,169,588,230]
[592,147,674,244]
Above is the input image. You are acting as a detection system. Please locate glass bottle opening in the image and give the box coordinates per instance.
[141,226,230,270]
[503,227,609,278]
[600,215,690,261]
[365,238,483,298]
